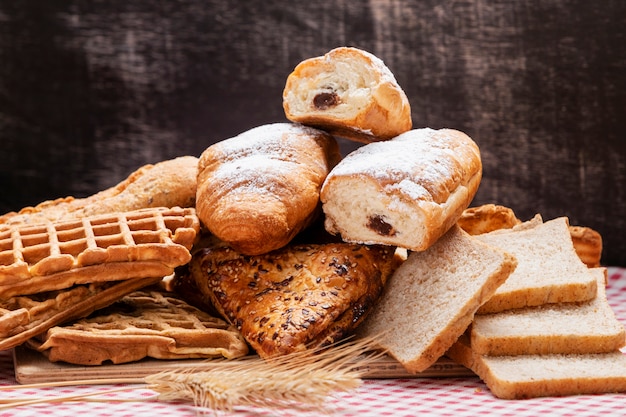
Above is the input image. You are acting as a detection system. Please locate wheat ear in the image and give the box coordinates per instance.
[0,337,385,413]
[145,336,385,413]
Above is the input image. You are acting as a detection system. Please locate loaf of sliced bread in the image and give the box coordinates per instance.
[447,334,626,399]
[471,268,625,356]
[357,225,517,373]
[475,216,597,314]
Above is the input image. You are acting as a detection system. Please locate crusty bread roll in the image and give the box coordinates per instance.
[282,47,412,143]
[458,204,522,235]
[320,128,482,252]
[196,123,341,256]
[569,225,603,268]
[0,156,198,227]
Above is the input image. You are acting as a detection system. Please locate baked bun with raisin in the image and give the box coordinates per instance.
[282,47,412,143]
[320,128,482,252]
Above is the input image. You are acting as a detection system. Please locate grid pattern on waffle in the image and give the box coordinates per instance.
[0,207,199,287]
[0,285,97,338]
[65,290,234,334]
[38,289,249,362]
[0,276,162,351]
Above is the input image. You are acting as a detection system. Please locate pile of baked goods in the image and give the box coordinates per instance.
[0,47,624,400]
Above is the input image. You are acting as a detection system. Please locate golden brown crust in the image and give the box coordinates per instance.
[195,123,341,256]
[184,241,399,359]
[458,204,522,235]
[0,156,198,227]
[0,207,200,298]
[283,47,412,143]
[0,276,162,351]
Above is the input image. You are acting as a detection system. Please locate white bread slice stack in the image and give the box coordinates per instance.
[357,224,517,373]
[444,216,626,399]
[471,268,625,356]
[474,216,598,314]
[447,333,626,400]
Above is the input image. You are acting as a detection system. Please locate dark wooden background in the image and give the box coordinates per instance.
[1,1,625,265]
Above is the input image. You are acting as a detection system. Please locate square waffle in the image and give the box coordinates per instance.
[28,288,249,365]
[0,207,199,298]
[0,276,162,351]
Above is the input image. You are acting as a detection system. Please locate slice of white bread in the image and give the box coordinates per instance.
[458,204,604,268]
[447,334,626,399]
[356,225,517,373]
[471,268,626,356]
[475,216,597,314]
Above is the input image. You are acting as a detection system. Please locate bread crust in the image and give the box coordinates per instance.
[459,204,603,267]
[475,217,598,314]
[196,123,341,255]
[320,128,482,252]
[470,268,625,356]
[447,334,626,400]
[283,47,412,143]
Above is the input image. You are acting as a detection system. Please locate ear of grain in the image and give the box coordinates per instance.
[144,336,384,413]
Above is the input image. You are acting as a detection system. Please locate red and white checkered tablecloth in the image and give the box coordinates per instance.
[0,267,625,417]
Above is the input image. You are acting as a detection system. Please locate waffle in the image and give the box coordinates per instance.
[0,207,199,298]
[0,276,162,351]
[29,289,249,365]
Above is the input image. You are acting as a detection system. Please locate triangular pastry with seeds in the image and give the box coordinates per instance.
[181,240,400,359]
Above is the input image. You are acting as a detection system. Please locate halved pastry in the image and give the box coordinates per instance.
[283,47,412,143]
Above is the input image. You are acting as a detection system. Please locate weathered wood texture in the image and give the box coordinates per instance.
[1,1,625,264]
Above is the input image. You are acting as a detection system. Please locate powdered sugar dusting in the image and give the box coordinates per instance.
[215,123,320,160]
[355,48,401,85]
[388,179,432,204]
[213,154,296,196]
[328,128,479,201]
[205,123,330,197]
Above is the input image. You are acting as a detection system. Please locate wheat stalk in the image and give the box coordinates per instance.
[0,336,385,414]
[145,336,384,413]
